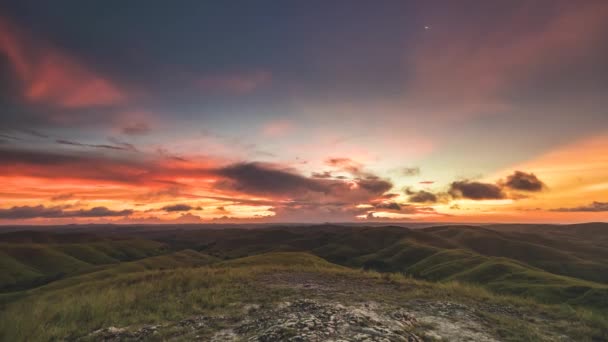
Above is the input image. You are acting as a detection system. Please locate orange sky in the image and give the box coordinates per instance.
[1,2,607,224]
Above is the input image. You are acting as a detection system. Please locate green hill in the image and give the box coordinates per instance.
[0,237,166,291]
[1,223,607,327]
[0,251,606,342]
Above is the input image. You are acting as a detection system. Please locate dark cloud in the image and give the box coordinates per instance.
[375,202,401,210]
[107,137,139,152]
[502,171,545,192]
[0,205,133,219]
[217,162,327,196]
[161,204,194,212]
[357,178,393,195]
[155,147,188,161]
[0,147,395,221]
[0,133,21,141]
[216,161,393,202]
[311,171,333,179]
[56,139,133,151]
[550,201,608,212]
[402,167,420,176]
[0,147,91,166]
[449,180,505,200]
[406,188,438,203]
[0,147,158,184]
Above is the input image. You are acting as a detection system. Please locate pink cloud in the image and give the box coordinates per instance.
[0,17,125,108]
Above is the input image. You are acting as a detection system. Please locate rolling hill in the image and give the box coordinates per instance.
[0,223,607,341]
[0,232,167,291]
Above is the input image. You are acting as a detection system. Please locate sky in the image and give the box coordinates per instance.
[1,1,607,224]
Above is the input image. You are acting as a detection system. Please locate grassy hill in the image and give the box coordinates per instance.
[0,235,167,291]
[0,224,607,340]
[0,251,606,341]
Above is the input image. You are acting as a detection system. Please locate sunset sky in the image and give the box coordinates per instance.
[1,1,607,224]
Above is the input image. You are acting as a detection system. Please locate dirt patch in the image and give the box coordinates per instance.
[235,299,422,341]
[85,271,579,341]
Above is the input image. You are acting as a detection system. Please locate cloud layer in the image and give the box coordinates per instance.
[0,205,132,219]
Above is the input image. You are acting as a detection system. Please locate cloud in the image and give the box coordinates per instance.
[20,129,49,138]
[402,167,420,176]
[0,205,133,219]
[0,134,21,141]
[449,180,505,200]
[325,157,362,174]
[375,202,401,210]
[357,177,393,195]
[406,188,438,203]
[0,146,163,184]
[447,171,547,200]
[56,139,135,152]
[550,201,608,212]
[0,146,396,222]
[161,204,194,212]
[0,17,125,109]
[502,171,545,192]
[107,137,139,152]
[217,162,328,197]
[311,171,333,179]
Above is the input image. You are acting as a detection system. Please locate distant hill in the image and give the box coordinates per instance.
[1,223,607,311]
[0,234,167,291]
[1,251,606,341]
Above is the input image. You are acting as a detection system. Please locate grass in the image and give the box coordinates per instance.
[2,225,608,340]
[0,252,334,341]
[0,251,606,342]
[0,239,166,291]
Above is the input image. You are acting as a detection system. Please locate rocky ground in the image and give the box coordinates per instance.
[85,272,573,341]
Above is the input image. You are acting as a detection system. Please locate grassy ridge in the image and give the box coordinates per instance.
[0,238,166,291]
[151,224,608,310]
[0,251,606,342]
[152,224,608,284]
[0,252,335,341]
[1,224,607,337]
[349,240,608,311]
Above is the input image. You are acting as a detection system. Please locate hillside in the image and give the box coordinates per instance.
[0,233,167,291]
[92,223,608,310]
[0,252,606,341]
[0,224,607,341]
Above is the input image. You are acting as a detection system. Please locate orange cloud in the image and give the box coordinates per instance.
[0,146,398,223]
[0,17,125,109]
